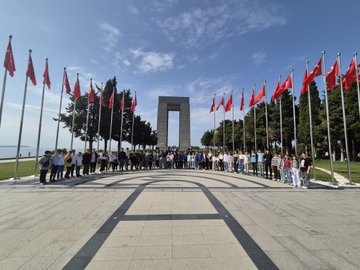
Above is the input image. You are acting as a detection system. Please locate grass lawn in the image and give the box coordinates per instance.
[315,159,360,184]
[0,160,39,180]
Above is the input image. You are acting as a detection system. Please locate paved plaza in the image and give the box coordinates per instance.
[0,170,360,270]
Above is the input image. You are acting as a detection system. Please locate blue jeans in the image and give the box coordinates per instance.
[239,160,244,173]
[224,161,228,171]
[234,160,238,173]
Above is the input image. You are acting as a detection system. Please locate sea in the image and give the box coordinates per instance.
[0,146,82,159]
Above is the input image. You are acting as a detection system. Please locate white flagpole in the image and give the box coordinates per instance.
[306,61,316,180]
[253,83,257,151]
[55,68,66,150]
[70,73,79,150]
[322,51,335,184]
[0,35,12,127]
[96,82,103,153]
[231,91,234,152]
[264,80,269,149]
[120,90,125,150]
[14,50,32,180]
[354,53,360,119]
[108,85,115,153]
[278,75,283,156]
[84,79,92,153]
[213,93,216,150]
[222,92,225,150]
[131,92,136,151]
[242,88,246,152]
[337,53,352,184]
[291,69,298,157]
[34,58,48,176]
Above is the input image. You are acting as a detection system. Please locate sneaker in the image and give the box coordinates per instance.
[301,186,308,189]
[40,182,44,185]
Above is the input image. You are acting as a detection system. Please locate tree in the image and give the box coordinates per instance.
[201,130,214,147]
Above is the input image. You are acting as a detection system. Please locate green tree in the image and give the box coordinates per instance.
[201,130,214,147]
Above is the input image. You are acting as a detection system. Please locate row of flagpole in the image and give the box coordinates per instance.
[0,35,139,179]
[209,51,360,185]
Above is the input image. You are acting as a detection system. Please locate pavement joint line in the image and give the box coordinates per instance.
[63,177,279,270]
[121,213,222,221]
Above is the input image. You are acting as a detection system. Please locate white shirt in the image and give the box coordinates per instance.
[243,155,249,164]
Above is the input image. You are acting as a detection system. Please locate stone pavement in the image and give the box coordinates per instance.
[0,170,360,270]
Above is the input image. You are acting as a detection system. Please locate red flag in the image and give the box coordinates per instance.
[43,60,51,89]
[300,69,309,96]
[120,93,125,112]
[254,84,265,104]
[64,70,71,94]
[130,95,137,113]
[303,58,322,85]
[3,38,15,77]
[240,91,244,111]
[271,81,280,102]
[100,91,106,107]
[73,76,81,101]
[224,94,233,112]
[109,91,114,109]
[216,95,224,111]
[209,96,215,113]
[273,74,292,100]
[326,59,339,90]
[88,80,95,103]
[248,90,255,107]
[342,59,356,90]
[26,54,36,86]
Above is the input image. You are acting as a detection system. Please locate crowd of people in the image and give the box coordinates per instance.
[38,148,312,188]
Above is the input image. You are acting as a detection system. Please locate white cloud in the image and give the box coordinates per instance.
[7,102,58,115]
[128,4,139,15]
[252,51,267,65]
[90,59,99,64]
[98,22,121,52]
[153,0,177,12]
[122,59,131,66]
[146,88,175,99]
[130,48,175,73]
[157,0,286,48]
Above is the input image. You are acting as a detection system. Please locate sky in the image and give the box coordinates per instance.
[0,0,359,151]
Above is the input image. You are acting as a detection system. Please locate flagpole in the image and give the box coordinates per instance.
[278,75,283,156]
[291,69,298,157]
[222,92,225,150]
[337,53,352,184]
[131,92,136,151]
[242,88,246,152]
[231,90,235,152]
[0,35,12,127]
[108,85,115,153]
[264,81,269,149]
[354,53,360,119]
[253,83,257,151]
[55,68,66,150]
[97,82,103,152]
[306,61,316,180]
[213,93,216,150]
[70,73,79,150]
[120,90,125,150]
[14,50,32,180]
[33,58,48,176]
[84,79,92,152]
[322,51,335,184]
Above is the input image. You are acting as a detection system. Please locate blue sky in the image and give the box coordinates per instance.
[0,0,359,150]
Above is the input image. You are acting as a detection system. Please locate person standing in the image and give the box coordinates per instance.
[125,148,130,170]
[239,151,245,174]
[264,149,273,179]
[100,152,108,172]
[257,149,265,178]
[233,151,239,173]
[244,151,250,175]
[278,155,286,183]
[250,150,257,176]
[50,150,61,182]
[90,149,98,174]
[64,151,73,179]
[218,152,224,171]
[271,153,279,181]
[300,153,312,189]
[82,149,91,175]
[284,155,292,184]
[291,155,301,189]
[75,152,83,177]
[39,151,52,185]
[57,150,66,180]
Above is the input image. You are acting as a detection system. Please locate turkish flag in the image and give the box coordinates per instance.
[109,91,114,109]
[271,81,281,102]
[240,91,244,111]
[3,38,15,77]
[43,60,51,89]
[326,59,339,90]
[26,54,36,86]
[224,94,233,112]
[254,84,265,104]
[300,69,309,96]
[209,96,215,113]
[342,59,357,90]
[273,74,292,100]
[100,91,106,107]
[88,80,95,103]
[73,77,81,101]
[248,90,255,107]
[130,95,137,113]
[64,70,71,94]
[216,95,224,111]
[304,58,322,85]
[120,93,125,112]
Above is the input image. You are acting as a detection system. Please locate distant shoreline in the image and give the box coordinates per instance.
[0,145,31,148]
